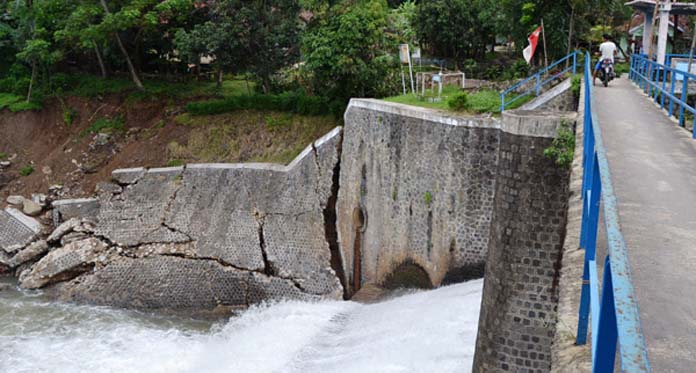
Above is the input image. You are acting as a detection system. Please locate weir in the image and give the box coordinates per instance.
[1,71,580,371]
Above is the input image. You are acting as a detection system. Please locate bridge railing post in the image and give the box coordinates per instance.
[670,69,676,118]
[592,257,619,371]
[680,77,687,127]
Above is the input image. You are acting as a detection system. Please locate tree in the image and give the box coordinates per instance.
[175,0,300,92]
[413,0,497,62]
[302,0,398,101]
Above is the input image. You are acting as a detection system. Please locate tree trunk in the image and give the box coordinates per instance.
[26,61,37,102]
[566,6,575,68]
[99,0,144,90]
[217,66,223,88]
[94,43,107,78]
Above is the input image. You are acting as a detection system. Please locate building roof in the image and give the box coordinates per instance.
[625,0,696,15]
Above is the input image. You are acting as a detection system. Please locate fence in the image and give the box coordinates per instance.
[630,54,696,138]
[500,51,580,111]
[576,52,651,372]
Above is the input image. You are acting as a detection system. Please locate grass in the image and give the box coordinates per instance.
[384,86,533,114]
[0,93,40,112]
[166,159,185,167]
[169,110,339,165]
[80,115,125,137]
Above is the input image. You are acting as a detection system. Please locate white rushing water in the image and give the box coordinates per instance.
[0,278,483,373]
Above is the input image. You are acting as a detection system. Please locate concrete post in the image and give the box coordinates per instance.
[643,11,654,55]
[657,1,672,65]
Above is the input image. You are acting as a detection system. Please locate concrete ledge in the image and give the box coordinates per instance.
[5,208,41,233]
[502,110,578,138]
[110,126,343,177]
[348,98,570,138]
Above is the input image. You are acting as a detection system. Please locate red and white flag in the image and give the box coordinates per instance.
[523,26,543,64]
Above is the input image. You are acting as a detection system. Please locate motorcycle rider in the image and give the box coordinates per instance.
[593,34,618,85]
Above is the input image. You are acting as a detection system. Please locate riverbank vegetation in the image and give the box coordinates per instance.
[0,0,632,115]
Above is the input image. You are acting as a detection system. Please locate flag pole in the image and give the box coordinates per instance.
[541,19,549,70]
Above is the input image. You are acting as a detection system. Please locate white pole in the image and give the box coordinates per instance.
[408,48,415,94]
[401,66,407,95]
[656,0,671,65]
[688,22,696,73]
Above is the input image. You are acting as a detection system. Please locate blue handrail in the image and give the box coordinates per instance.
[630,54,696,138]
[576,52,651,372]
[500,51,580,111]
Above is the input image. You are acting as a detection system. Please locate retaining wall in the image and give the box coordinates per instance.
[473,110,574,372]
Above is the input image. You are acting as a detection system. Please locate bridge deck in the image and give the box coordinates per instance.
[594,77,696,371]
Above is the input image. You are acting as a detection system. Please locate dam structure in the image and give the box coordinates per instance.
[1,91,577,371]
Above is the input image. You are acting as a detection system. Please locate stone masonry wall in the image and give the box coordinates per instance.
[338,100,500,296]
[19,128,344,315]
[473,111,573,372]
[338,100,574,309]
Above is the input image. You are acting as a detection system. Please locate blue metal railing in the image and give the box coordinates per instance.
[500,51,580,111]
[630,54,696,138]
[576,52,651,372]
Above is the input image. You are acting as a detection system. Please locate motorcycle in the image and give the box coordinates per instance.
[599,59,615,87]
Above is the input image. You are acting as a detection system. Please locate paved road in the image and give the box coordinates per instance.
[594,77,696,372]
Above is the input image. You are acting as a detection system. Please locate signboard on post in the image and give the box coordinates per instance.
[399,44,415,94]
[399,44,410,64]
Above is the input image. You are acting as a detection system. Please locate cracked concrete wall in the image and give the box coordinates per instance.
[339,100,574,372]
[473,110,574,372]
[22,127,344,314]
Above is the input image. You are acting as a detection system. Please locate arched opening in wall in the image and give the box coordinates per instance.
[381,260,433,290]
[441,262,486,285]
[351,206,367,294]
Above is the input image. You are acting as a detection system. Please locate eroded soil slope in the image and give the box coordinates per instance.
[0,95,338,201]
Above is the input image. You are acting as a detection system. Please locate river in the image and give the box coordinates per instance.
[0,277,482,373]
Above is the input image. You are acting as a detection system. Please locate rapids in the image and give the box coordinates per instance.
[0,278,482,373]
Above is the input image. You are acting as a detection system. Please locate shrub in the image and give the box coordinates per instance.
[8,101,42,112]
[186,92,341,117]
[63,107,77,126]
[0,152,6,160]
[448,93,469,111]
[544,121,576,168]
[0,93,22,109]
[424,191,433,205]
[571,74,582,98]
[81,115,125,137]
[20,165,34,176]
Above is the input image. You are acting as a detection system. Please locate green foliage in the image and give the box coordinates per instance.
[175,0,300,93]
[0,152,6,160]
[63,107,77,126]
[423,191,433,205]
[81,115,125,137]
[166,159,184,167]
[544,121,576,169]
[8,100,42,112]
[414,0,497,61]
[571,74,582,97]
[302,0,399,102]
[186,92,344,118]
[265,114,293,130]
[19,165,34,176]
[614,62,629,75]
[448,93,469,111]
[0,93,22,109]
[467,90,503,113]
